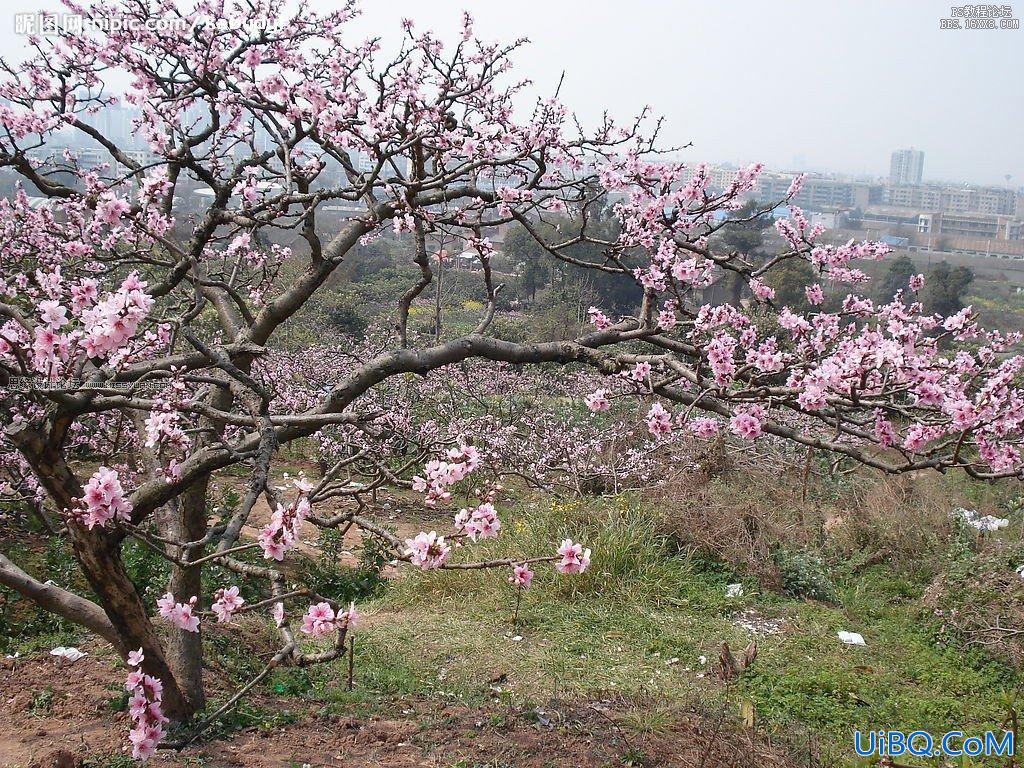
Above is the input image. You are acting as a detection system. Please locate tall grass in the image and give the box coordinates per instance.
[388,495,730,612]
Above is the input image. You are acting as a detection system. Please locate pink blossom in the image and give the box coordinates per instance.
[455,502,501,541]
[587,306,611,330]
[729,412,763,440]
[689,418,720,438]
[630,362,652,382]
[645,402,673,436]
[38,299,68,330]
[404,531,450,570]
[510,564,534,587]
[797,386,827,411]
[212,586,245,623]
[96,195,130,226]
[78,466,133,529]
[411,445,479,506]
[156,593,200,633]
[300,602,336,637]
[657,308,678,330]
[258,493,309,560]
[123,664,166,761]
[556,539,591,574]
[585,389,611,412]
[339,602,359,632]
[749,278,775,301]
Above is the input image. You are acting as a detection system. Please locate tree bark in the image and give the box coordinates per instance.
[134,410,208,713]
[165,479,208,711]
[7,421,194,721]
[0,552,119,647]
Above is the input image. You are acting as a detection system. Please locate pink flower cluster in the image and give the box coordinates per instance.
[300,601,359,638]
[585,388,611,412]
[123,649,167,761]
[211,586,245,623]
[689,417,720,438]
[77,466,133,529]
[556,539,591,574]
[629,362,652,382]
[258,495,311,560]
[143,405,190,451]
[404,531,451,570]
[645,402,673,437]
[509,563,534,587]
[454,502,501,541]
[79,273,154,359]
[729,406,765,441]
[156,593,200,633]
[588,306,611,329]
[411,444,481,506]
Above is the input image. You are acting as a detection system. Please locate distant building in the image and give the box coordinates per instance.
[699,165,879,212]
[754,172,877,212]
[917,212,1024,241]
[889,148,925,185]
[883,183,1017,216]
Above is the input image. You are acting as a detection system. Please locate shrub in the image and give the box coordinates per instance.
[772,549,837,603]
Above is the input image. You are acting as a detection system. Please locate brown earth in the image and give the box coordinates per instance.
[1,653,799,768]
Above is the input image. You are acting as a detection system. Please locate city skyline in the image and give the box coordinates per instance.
[37,99,1023,193]
[1,0,1020,186]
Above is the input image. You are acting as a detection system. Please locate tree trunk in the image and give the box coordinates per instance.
[72,527,194,720]
[135,410,208,714]
[165,480,209,711]
[7,421,194,721]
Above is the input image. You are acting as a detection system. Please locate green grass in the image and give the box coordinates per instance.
[6,491,1023,766]
[276,495,1022,766]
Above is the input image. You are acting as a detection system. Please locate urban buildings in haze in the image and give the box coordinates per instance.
[890,148,926,185]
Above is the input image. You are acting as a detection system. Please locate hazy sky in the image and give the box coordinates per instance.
[4,0,1021,185]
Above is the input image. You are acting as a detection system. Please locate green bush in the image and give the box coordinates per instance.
[773,549,837,602]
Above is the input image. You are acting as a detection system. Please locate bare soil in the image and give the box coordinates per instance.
[1,653,799,768]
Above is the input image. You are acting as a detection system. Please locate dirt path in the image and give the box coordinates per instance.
[1,654,797,768]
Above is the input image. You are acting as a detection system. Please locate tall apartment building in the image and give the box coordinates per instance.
[890,148,925,185]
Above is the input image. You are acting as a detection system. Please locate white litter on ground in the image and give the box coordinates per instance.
[954,507,1009,532]
[50,646,87,662]
[734,609,786,636]
[726,583,744,598]
[837,631,866,646]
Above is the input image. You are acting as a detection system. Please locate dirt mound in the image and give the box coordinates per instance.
[1,653,799,768]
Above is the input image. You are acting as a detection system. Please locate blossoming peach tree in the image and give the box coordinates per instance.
[1,0,1023,758]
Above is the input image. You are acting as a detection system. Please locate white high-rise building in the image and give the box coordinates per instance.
[889,148,925,185]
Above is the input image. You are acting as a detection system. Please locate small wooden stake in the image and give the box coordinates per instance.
[513,585,522,633]
[347,636,355,691]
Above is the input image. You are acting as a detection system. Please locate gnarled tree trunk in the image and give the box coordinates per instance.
[7,421,194,721]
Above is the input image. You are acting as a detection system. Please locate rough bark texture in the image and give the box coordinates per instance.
[166,479,209,711]
[6,421,194,721]
[0,551,119,646]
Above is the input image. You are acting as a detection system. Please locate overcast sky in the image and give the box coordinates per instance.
[5,0,1021,186]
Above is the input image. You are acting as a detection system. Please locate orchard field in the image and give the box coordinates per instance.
[2,2,1024,767]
